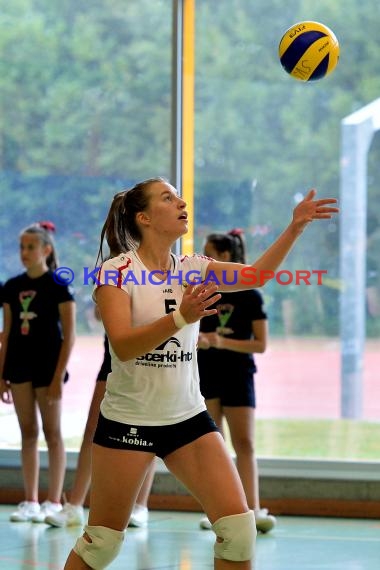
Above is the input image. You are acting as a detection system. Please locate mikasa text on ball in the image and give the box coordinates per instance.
[279,21,339,81]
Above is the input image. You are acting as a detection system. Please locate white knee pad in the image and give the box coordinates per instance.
[74,525,125,569]
[212,510,256,562]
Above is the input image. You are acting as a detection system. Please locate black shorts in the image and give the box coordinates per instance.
[8,371,69,388]
[93,410,220,459]
[199,364,256,408]
[6,358,69,388]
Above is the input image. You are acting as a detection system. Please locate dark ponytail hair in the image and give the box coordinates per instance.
[21,221,58,271]
[206,228,246,263]
[96,177,167,265]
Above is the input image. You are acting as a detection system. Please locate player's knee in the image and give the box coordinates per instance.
[212,510,256,562]
[73,524,125,569]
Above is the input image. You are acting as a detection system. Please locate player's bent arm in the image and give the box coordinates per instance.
[96,282,220,362]
[205,320,267,354]
[212,336,264,354]
[95,285,185,362]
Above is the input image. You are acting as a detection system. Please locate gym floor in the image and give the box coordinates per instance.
[1,506,379,569]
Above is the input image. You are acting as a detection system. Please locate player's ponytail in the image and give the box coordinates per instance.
[96,177,167,265]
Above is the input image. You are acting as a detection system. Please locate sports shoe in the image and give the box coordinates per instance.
[128,504,148,528]
[255,508,277,533]
[199,515,212,530]
[31,500,62,523]
[10,501,40,522]
[45,502,85,528]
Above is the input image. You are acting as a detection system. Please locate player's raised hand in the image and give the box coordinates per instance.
[292,189,339,232]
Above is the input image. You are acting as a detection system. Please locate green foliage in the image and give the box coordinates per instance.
[253,418,380,460]
[39,417,380,458]
[0,0,380,334]
[194,0,380,336]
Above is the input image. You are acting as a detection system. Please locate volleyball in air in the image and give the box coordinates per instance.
[278,21,339,81]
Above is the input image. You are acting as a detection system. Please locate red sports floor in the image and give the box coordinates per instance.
[1,334,379,447]
[64,335,380,422]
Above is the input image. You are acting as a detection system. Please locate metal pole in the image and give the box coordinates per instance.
[171,0,183,256]
[340,98,380,418]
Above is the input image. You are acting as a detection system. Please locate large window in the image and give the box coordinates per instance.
[1,0,379,462]
[193,0,380,460]
[0,0,172,447]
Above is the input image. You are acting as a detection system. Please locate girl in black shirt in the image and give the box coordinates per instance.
[0,222,76,523]
[198,229,276,533]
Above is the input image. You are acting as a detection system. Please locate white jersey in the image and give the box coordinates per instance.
[96,250,211,426]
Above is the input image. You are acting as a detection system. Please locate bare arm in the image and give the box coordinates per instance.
[201,319,268,354]
[47,300,76,402]
[0,304,13,404]
[205,189,339,291]
[96,281,221,362]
